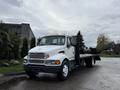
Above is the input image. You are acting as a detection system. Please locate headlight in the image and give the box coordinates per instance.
[45,60,61,65]
[44,53,49,59]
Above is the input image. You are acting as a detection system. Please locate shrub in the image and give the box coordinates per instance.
[21,38,28,58]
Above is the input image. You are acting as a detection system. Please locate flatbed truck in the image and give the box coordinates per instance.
[23,31,101,80]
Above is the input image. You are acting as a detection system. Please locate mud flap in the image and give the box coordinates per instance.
[94,55,101,60]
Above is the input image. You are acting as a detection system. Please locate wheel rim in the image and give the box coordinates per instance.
[62,64,68,77]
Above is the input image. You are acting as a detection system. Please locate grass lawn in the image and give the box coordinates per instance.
[0,64,24,75]
[0,60,24,75]
[100,54,120,57]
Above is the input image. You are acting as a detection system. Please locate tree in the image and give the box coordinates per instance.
[0,22,22,60]
[21,38,28,58]
[113,43,120,55]
[0,23,12,60]
[96,33,109,53]
[76,31,85,50]
[30,38,36,49]
[107,41,115,54]
[75,31,85,65]
[10,32,21,59]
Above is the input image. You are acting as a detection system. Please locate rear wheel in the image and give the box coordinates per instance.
[26,71,38,78]
[85,58,93,67]
[57,61,70,81]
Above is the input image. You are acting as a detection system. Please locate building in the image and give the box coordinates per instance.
[2,23,35,40]
[1,23,35,48]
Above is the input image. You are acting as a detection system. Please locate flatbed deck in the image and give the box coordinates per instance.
[80,54,99,58]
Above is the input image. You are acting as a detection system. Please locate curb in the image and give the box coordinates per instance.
[0,72,26,85]
[4,71,26,76]
[0,75,27,85]
[0,74,3,77]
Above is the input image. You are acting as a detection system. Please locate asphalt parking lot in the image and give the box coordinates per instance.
[0,57,120,90]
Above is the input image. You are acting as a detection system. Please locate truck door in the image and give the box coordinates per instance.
[65,37,75,60]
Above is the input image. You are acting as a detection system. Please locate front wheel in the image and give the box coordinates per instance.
[57,61,70,81]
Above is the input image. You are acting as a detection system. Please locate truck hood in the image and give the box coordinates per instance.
[29,45,65,54]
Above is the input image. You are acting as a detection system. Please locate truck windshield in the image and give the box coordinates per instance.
[39,36,65,45]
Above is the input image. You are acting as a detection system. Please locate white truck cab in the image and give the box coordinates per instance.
[24,35,75,80]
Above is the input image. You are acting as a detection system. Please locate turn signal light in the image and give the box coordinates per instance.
[54,60,61,64]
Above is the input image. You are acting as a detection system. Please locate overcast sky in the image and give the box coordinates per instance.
[0,0,120,47]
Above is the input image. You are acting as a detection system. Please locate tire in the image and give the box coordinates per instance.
[80,59,85,66]
[57,61,70,81]
[85,58,93,68]
[26,71,38,78]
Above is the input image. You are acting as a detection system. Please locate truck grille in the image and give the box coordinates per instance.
[29,53,45,59]
[29,60,44,64]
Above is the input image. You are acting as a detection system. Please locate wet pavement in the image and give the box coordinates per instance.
[0,57,120,90]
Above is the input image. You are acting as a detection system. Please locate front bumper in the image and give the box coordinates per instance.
[24,64,61,73]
